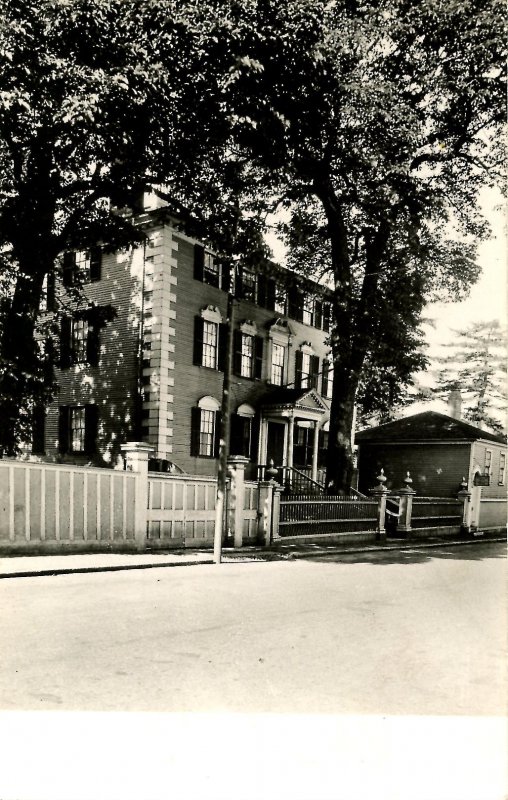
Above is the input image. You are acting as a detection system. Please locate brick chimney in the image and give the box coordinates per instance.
[448,388,462,420]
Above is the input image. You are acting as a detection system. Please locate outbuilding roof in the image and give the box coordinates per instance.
[355,411,506,445]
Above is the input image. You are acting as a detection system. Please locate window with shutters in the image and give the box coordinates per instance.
[234,323,263,380]
[199,409,215,456]
[194,307,225,371]
[203,252,221,287]
[58,404,98,455]
[230,404,256,459]
[302,295,314,326]
[295,347,319,390]
[194,245,228,290]
[62,248,102,286]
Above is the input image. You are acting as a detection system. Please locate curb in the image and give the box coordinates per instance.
[0,537,504,579]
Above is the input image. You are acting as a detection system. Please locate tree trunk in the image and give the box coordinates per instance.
[325,365,357,494]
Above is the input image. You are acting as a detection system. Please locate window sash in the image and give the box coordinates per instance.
[70,407,86,453]
[300,352,311,388]
[302,296,314,326]
[199,409,215,456]
[271,343,285,385]
[485,449,492,476]
[202,321,218,368]
[72,319,88,363]
[241,269,257,302]
[204,252,221,288]
[240,334,254,378]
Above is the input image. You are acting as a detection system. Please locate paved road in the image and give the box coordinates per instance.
[0,542,505,715]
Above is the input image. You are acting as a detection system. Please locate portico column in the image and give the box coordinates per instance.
[286,413,295,471]
[311,421,320,483]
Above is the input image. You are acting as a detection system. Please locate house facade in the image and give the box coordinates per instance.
[356,411,507,498]
[34,202,334,482]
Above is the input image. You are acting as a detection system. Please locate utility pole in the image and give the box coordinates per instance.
[213,289,235,564]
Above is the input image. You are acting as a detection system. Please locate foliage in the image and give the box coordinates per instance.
[206,0,506,490]
[417,320,507,435]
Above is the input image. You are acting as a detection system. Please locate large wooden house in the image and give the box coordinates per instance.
[33,196,334,481]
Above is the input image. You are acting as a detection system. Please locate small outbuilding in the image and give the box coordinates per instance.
[356,411,507,498]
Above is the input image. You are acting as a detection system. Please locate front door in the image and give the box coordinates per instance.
[266,421,285,471]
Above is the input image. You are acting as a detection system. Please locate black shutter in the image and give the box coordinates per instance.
[31,404,46,455]
[257,274,267,308]
[250,415,260,462]
[323,303,331,333]
[58,406,69,454]
[213,411,221,457]
[59,316,72,368]
[84,405,98,455]
[235,264,243,299]
[294,350,303,390]
[190,407,201,456]
[89,247,102,282]
[222,262,231,293]
[62,252,75,287]
[233,329,243,376]
[46,271,56,311]
[322,359,330,398]
[230,414,243,456]
[86,324,100,366]
[310,355,320,390]
[314,299,323,330]
[266,278,276,311]
[254,335,264,379]
[218,323,227,371]
[194,244,205,281]
[193,316,204,366]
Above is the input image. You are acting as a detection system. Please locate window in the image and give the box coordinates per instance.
[40,272,56,312]
[484,449,492,478]
[239,268,257,303]
[62,248,101,286]
[293,424,315,468]
[302,296,314,326]
[72,318,88,363]
[499,453,506,485]
[191,396,221,458]
[193,309,226,370]
[58,405,98,455]
[274,284,286,315]
[203,321,218,369]
[233,327,263,379]
[295,349,320,390]
[231,404,257,459]
[322,359,333,399]
[59,314,100,368]
[194,245,229,290]
[271,343,285,385]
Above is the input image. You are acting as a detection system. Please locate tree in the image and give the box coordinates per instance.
[208,0,505,492]
[419,320,507,434]
[0,0,224,455]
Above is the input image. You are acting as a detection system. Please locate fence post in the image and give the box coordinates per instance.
[370,469,389,542]
[271,484,282,542]
[397,472,416,536]
[227,455,249,549]
[458,478,473,536]
[121,442,153,551]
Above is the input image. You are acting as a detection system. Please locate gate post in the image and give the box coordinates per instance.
[370,469,389,542]
[227,455,249,549]
[121,442,154,551]
[397,472,416,536]
[458,478,473,536]
[257,479,282,546]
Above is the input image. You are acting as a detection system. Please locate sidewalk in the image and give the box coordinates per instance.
[0,534,504,578]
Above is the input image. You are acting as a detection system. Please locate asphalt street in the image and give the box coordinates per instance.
[0,541,505,716]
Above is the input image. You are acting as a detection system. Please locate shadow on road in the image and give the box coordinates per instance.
[291,541,507,566]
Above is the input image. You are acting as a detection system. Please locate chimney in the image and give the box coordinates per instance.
[448,389,462,420]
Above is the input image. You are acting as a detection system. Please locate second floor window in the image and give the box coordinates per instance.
[59,314,100,368]
[295,350,320,391]
[271,343,285,385]
[203,321,218,369]
[193,314,226,371]
[233,330,263,379]
[322,359,333,400]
